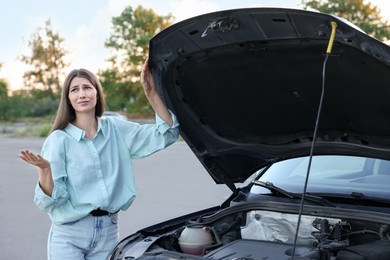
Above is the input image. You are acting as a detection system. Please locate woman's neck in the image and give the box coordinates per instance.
[73,113,98,139]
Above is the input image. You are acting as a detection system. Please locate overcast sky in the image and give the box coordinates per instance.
[1,0,389,90]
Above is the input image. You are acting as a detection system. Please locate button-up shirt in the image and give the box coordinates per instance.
[34,113,179,225]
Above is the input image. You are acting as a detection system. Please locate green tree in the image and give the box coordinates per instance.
[99,69,129,111]
[0,62,9,120]
[19,19,69,98]
[302,0,390,41]
[0,80,7,99]
[100,5,174,114]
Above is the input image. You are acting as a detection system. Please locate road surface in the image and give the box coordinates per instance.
[0,136,231,259]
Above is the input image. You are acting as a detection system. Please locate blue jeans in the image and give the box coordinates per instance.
[48,213,119,260]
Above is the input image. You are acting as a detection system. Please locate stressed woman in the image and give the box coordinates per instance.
[19,58,179,259]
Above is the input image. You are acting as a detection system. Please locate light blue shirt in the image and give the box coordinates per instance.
[34,113,179,225]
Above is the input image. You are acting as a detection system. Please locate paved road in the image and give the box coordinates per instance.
[0,136,231,259]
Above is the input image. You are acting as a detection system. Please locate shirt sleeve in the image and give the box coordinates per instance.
[34,131,70,214]
[113,110,180,159]
[155,110,180,135]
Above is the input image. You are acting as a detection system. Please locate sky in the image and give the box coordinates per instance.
[1,0,389,90]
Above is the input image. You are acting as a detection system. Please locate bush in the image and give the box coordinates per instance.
[1,94,58,120]
[29,97,58,117]
[38,123,51,137]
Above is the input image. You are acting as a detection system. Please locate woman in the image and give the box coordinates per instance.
[19,58,179,259]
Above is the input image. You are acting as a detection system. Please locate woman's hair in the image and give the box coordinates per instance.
[49,68,105,134]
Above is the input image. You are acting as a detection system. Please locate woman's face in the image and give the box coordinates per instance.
[68,77,98,115]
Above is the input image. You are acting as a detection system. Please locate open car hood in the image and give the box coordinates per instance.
[149,8,390,188]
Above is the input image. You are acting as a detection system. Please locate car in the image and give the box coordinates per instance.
[108,7,390,260]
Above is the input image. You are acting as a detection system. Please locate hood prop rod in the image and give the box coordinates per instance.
[291,21,338,259]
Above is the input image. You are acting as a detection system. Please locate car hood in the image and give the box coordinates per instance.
[148,8,390,189]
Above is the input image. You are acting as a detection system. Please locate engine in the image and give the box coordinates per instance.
[129,210,390,260]
[113,209,390,259]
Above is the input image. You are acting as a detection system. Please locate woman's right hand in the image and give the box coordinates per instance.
[19,150,50,170]
[19,150,53,196]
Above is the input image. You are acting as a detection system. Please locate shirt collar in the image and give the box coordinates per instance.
[97,118,105,137]
[65,118,105,141]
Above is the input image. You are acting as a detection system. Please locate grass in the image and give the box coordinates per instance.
[0,117,52,137]
[14,123,51,137]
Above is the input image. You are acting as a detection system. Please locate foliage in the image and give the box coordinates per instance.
[1,90,58,120]
[11,122,50,137]
[0,79,10,120]
[38,123,52,137]
[301,0,390,41]
[19,19,69,98]
[0,79,7,98]
[6,5,175,122]
[98,69,129,112]
[100,5,174,114]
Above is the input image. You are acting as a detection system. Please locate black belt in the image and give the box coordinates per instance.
[90,208,117,217]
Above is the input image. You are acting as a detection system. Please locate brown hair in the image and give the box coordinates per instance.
[49,68,105,134]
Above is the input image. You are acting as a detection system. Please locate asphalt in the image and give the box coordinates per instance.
[0,136,231,259]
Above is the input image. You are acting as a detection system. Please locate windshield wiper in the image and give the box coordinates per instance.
[310,192,390,206]
[253,180,336,207]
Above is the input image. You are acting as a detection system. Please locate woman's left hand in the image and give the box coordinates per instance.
[139,57,174,126]
[140,58,155,96]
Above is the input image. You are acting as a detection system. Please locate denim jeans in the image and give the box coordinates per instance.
[48,213,119,260]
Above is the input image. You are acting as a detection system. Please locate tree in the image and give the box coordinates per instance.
[19,20,69,98]
[0,62,8,120]
[99,69,129,111]
[100,5,174,114]
[0,78,10,120]
[0,79,7,99]
[301,0,390,41]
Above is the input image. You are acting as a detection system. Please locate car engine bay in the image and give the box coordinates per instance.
[114,205,390,259]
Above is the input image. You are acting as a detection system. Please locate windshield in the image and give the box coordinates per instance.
[255,155,390,199]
